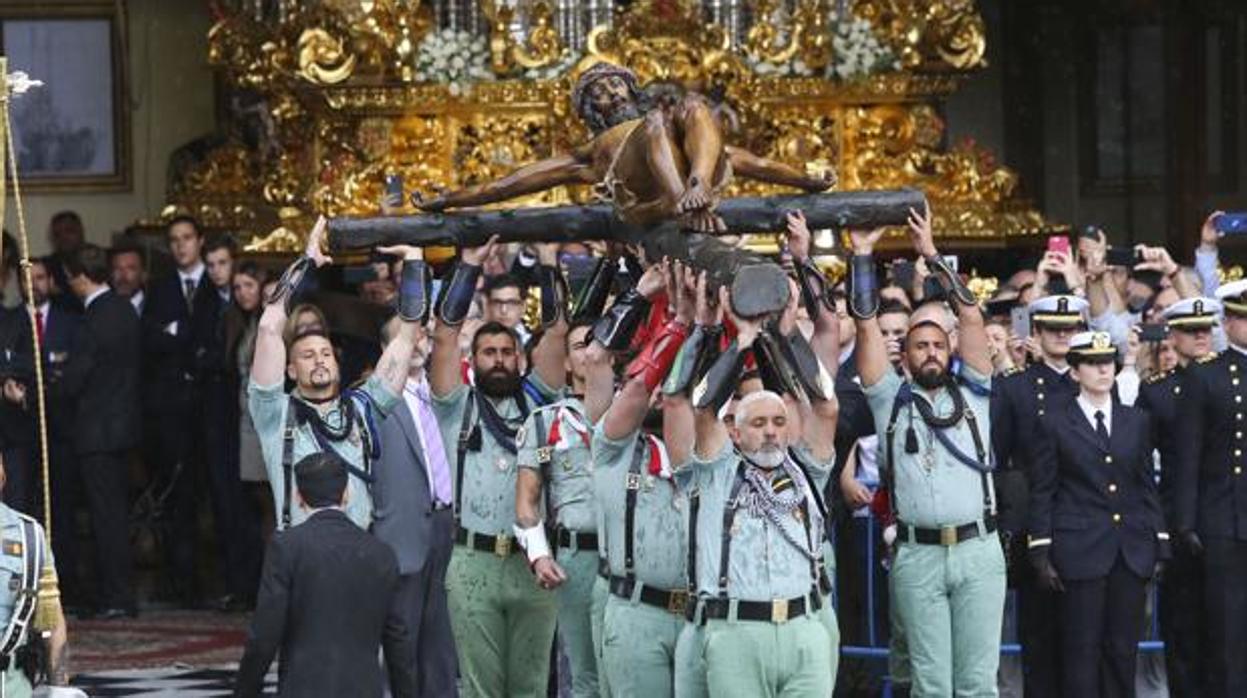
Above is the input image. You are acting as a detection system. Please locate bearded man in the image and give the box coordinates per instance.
[248,217,427,531]
[427,236,570,698]
[416,62,834,233]
[849,204,1006,698]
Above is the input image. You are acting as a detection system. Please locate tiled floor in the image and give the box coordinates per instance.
[69,666,273,697]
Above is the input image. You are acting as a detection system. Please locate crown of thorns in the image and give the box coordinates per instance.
[571,62,640,115]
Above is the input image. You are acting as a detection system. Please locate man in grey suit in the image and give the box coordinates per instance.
[372,315,458,697]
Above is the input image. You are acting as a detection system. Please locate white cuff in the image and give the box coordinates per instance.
[1027,537,1052,549]
[1158,532,1170,541]
[513,522,551,564]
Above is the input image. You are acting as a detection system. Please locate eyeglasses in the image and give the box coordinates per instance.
[489,298,523,309]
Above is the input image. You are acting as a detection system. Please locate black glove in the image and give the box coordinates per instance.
[1179,530,1204,557]
[1030,549,1064,593]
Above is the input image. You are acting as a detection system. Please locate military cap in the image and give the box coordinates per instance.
[1028,295,1089,328]
[1069,330,1117,359]
[1216,279,1247,317]
[1162,297,1221,330]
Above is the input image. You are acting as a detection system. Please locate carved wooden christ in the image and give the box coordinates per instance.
[412,61,836,233]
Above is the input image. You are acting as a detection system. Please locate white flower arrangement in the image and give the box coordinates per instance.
[827,13,901,80]
[521,49,582,81]
[743,11,897,80]
[413,28,492,96]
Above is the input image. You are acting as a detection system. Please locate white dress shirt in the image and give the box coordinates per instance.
[1076,394,1113,436]
[178,263,205,294]
[84,286,108,310]
[129,289,145,315]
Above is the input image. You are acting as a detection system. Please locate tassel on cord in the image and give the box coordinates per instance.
[1,61,63,632]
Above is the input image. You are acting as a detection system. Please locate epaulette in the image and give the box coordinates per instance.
[1196,352,1218,364]
[1002,366,1024,378]
[1144,369,1172,385]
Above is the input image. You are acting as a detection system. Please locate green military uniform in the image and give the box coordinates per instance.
[517,397,600,698]
[863,365,1005,697]
[592,425,690,697]
[677,441,835,698]
[434,381,558,698]
[248,374,400,529]
[0,504,55,698]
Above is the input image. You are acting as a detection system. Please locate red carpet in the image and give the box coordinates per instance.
[68,610,251,672]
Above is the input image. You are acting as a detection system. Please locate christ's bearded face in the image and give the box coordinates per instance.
[582,75,641,132]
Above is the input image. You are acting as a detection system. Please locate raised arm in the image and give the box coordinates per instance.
[907,204,992,377]
[847,227,892,388]
[663,269,723,466]
[371,244,432,396]
[602,261,689,440]
[529,243,570,392]
[693,286,765,459]
[1135,245,1196,299]
[251,217,332,387]
[416,153,594,212]
[429,236,499,398]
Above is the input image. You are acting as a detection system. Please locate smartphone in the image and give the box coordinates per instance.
[1047,235,1071,257]
[383,173,404,211]
[1133,269,1164,291]
[942,255,959,273]
[1105,247,1137,268]
[891,260,916,291]
[1214,212,1247,236]
[985,297,1017,318]
[1010,306,1030,340]
[1137,323,1169,343]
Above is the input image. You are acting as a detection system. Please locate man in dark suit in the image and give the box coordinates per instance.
[26,257,85,608]
[141,215,223,607]
[59,245,142,618]
[199,235,261,612]
[372,315,457,697]
[46,210,85,312]
[234,451,416,698]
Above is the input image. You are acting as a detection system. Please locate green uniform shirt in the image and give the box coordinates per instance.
[592,425,689,591]
[517,396,598,533]
[249,375,400,529]
[678,442,832,601]
[433,378,555,535]
[862,366,993,529]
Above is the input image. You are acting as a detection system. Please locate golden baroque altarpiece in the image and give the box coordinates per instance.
[167,0,1066,254]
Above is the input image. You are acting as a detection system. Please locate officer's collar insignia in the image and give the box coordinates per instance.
[2,540,22,557]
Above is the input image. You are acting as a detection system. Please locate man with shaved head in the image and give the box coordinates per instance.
[673,275,840,697]
[849,204,1005,697]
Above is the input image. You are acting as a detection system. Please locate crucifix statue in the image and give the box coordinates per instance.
[414,62,836,233]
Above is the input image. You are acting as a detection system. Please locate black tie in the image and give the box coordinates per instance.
[1095,410,1109,449]
[183,278,195,313]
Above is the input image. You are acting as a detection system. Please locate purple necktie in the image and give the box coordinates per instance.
[415,383,453,505]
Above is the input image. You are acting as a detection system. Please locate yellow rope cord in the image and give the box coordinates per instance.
[0,80,53,542]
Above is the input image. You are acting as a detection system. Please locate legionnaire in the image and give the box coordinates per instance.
[990,293,1087,698]
[428,236,569,698]
[0,458,72,698]
[247,218,428,530]
[582,261,693,698]
[1137,296,1221,697]
[850,205,1006,696]
[678,271,840,697]
[515,321,608,698]
[1174,279,1247,698]
[1027,331,1168,698]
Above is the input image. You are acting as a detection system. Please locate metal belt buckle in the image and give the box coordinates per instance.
[940,526,958,546]
[771,598,789,624]
[625,473,641,490]
[667,590,689,616]
[494,536,512,557]
[536,446,553,464]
